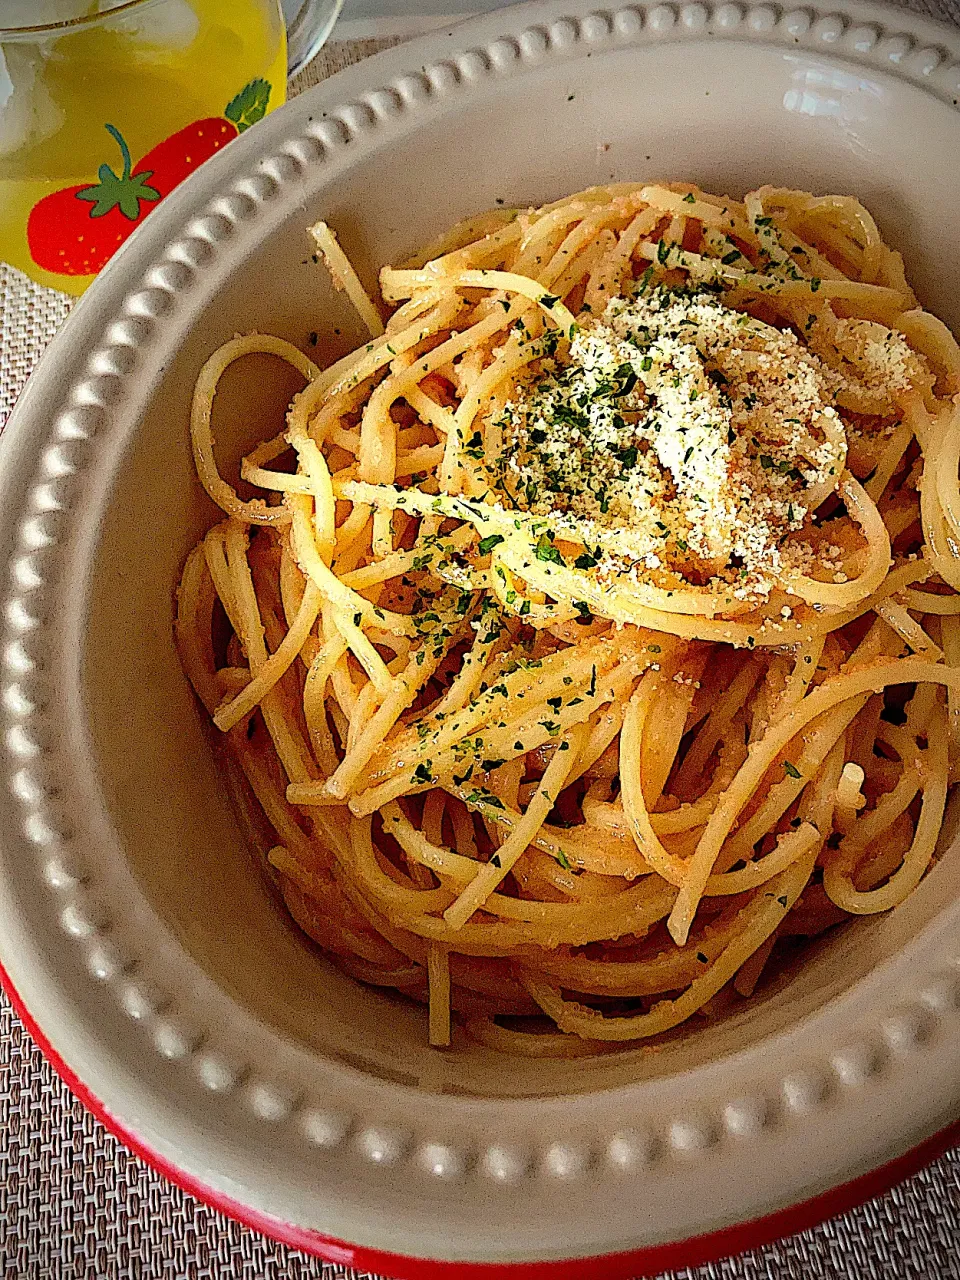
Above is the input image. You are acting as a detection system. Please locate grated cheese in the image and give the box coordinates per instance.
[810,317,931,415]
[493,285,849,600]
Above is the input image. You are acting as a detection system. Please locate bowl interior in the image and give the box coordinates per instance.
[79,36,960,1099]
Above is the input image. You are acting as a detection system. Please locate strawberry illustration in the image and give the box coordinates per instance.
[27,79,272,277]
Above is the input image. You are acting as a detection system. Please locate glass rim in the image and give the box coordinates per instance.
[0,0,159,38]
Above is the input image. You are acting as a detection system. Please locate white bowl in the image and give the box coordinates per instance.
[3,1,960,1273]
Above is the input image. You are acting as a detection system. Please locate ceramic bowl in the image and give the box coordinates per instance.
[2,1,960,1274]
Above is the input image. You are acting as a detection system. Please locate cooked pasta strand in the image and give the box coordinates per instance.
[176,183,960,1054]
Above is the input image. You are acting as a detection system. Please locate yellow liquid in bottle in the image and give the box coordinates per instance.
[0,0,287,295]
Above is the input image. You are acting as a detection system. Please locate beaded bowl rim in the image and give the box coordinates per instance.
[2,0,960,1265]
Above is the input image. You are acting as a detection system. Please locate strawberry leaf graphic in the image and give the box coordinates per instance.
[75,125,160,220]
[224,78,272,132]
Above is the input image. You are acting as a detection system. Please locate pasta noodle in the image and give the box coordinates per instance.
[176,183,960,1053]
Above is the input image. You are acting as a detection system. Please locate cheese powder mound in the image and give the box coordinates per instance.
[823,317,932,415]
[494,285,854,598]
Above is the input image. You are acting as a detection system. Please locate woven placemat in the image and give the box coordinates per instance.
[2,19,960,1280]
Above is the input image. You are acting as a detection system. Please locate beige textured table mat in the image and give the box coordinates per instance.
[2,18,960,1280]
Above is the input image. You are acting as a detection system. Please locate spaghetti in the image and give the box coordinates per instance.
[176,184,960,1053]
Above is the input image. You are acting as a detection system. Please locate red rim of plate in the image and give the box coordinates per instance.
[2,958,957,1279]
